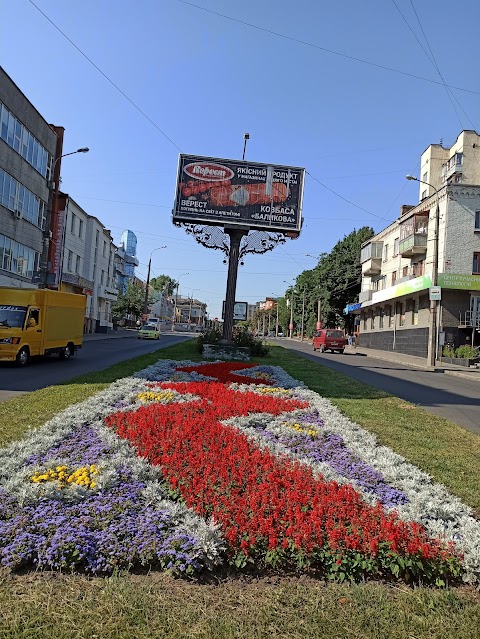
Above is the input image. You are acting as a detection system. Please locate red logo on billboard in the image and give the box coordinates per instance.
[183,162,235,182]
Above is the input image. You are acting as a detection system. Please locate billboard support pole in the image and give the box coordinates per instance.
[222,228,247,343]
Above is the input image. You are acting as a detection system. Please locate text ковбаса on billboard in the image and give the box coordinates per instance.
[173,154,305,234]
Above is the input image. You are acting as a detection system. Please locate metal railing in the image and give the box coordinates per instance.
[459,311,480,328]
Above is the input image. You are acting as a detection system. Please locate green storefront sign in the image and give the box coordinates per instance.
[370,274,432,305]
[437,273,480,291]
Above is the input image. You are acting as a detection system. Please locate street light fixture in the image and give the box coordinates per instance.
[52,147,90,289]
[143,246,167,315]
[173,272,189,327]
[405,174,440,366]
[283,280,295,338]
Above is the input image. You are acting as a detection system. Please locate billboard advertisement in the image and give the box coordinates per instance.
[173,154,305,233]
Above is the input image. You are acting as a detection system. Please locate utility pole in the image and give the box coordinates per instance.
[275,301,279,337]
[317,299,322,329]
[289,292,294,338]
[406,175,440,366]
[300,288,306,341]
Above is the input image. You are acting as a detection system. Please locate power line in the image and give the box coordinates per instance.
[27,0,182,152]
[175,0,480,96]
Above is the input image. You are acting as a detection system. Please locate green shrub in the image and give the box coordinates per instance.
[195,326,269,356]
[442,345,456,358]
[455,345,478,359]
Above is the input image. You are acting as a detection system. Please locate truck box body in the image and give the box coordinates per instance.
[0,288,86,363]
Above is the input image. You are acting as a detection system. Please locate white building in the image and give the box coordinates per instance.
[59,196,118,333]
[351,130,480,359]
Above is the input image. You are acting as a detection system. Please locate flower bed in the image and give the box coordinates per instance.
[1,359,479,584]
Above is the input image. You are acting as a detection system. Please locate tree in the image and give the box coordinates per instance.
[150,275,178,296]
[112,281,149,320]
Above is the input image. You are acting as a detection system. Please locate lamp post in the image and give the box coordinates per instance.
[143,246,167,315]
[300,287,306,341]
[284,280,295,338]
[406,175,440,366]
[50,148,89,289]
[188,289,199,327]
[173,272,189,328]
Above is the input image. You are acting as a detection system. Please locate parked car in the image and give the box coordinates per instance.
[277,332,284,337]
[312,329,346,353]
[138,325,161,340]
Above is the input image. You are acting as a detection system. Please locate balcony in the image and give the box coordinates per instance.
[361,258,382,276]
[97,285,119,301]
[358,289,373,303]
[360,241,383,276]
[399,233,427,257]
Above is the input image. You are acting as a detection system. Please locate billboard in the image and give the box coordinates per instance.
[173,154,305,233]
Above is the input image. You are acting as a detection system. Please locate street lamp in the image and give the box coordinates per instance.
[284,280,295,338]
[173,272,189,327]
[53,148,90,289]
[406,175,440,366]
[188,289,199,326]
[143,246,167,315]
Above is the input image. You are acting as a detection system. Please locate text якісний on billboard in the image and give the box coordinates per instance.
[173,155,305,234]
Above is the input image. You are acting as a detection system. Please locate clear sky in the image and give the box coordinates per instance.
[3,0,479,319]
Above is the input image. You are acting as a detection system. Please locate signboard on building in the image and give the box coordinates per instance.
[222,301,248,321]
[364,275,432,306]
[173,154,305,233]
[437,273,480,291]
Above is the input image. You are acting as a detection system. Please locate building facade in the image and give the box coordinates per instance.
[0,67,59,289]
[116,230,139,294]
[59,196,118,333]
[351,131,480,359]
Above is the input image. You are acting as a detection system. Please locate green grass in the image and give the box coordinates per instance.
[1,341,480,638]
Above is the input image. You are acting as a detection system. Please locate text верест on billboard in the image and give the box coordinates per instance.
[173,155,305,234]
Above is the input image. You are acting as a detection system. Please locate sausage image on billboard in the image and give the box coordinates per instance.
[173,155,305,234]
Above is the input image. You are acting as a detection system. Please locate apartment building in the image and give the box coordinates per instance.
[59,196,118,333]
[350,130,480,359]
[0,67,60,288]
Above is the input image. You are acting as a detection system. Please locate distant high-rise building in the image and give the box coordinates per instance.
[115,229,139,293]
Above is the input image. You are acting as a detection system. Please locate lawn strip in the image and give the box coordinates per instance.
[0,571,479,639]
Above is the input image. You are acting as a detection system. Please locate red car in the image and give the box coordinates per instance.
[312,329,346,354]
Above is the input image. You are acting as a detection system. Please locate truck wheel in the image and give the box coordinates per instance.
[59,345,73,360]
[16,347,30,367]
[339,349,345,354]
[313,345,316,351]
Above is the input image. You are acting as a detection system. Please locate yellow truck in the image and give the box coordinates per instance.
[0,288,86,366]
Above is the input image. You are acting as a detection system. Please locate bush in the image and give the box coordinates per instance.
[442,345,456,358]
[195,327,269,356]
[455,345,478,359]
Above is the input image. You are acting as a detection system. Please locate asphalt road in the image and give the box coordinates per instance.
[0,332,193,398]
[273,338,480,435]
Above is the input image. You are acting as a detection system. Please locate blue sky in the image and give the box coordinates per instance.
[3,0,479,319]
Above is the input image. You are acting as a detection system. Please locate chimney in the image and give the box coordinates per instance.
[400,205,415,217]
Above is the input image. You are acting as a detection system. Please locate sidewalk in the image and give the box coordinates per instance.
[350,345,480,383]
[82,329,138,341]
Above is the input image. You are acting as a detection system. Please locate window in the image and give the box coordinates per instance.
[412,260,424,277]
[456,152,463,166]
[394,237,399,256]
[422,172,428,183]
[473,253,480,275]
[392,271,397,286]
[475,211,480,231]
[363,313,367,331]
[95,230,99,247]
[412,299,419,325]
[379,307,384,329]
[398,302,406,327]
[100,270,104,285]
[76,255,81,274]
[103,241,107,257]
[383,243,389,262]
[0,233,38,279]
[402,266,409,277]
[0,102,51,177]
[370,311,375,330]
[78,219,84,239]
[67,251,73,272]
[421,190,427,200]
[70,214,76,234]
[0,169,45,227]
[387,305,393,328]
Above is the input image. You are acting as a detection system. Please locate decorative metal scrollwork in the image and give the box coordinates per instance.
[174,222,292,262]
